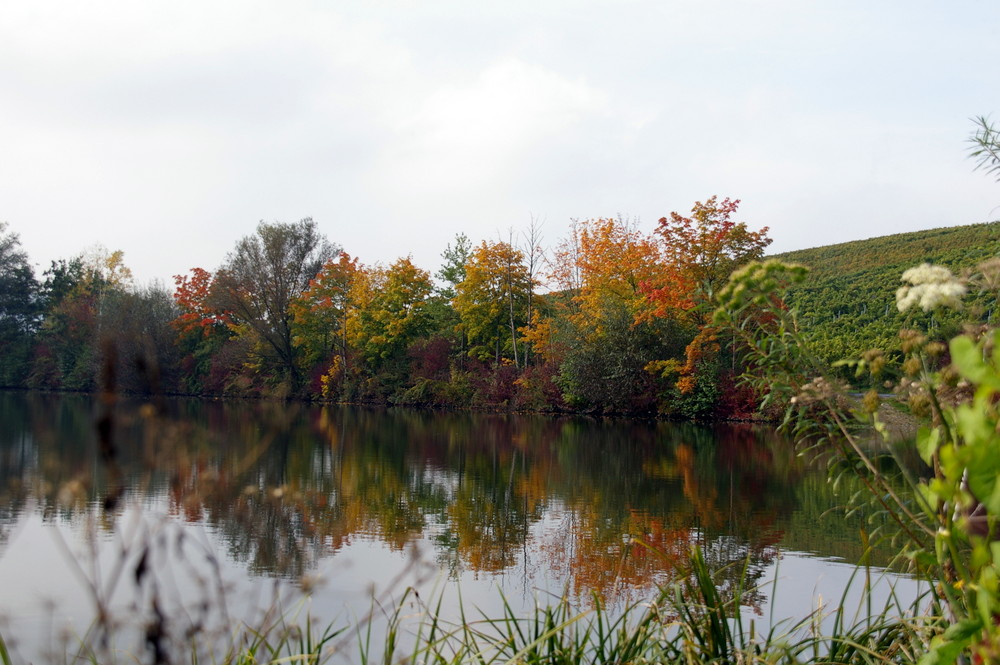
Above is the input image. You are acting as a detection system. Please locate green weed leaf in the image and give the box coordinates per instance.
[917,426,940,466]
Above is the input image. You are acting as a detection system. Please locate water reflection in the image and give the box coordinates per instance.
[0,392,887,612]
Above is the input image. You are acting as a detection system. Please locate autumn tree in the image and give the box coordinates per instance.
[289,252,360,393]
[454,240,533,366]
[544,217,685,412]
[642,197,771,415]
[519,219,546,366]
[172,267,234,393]
[542,217,665,361]
[83,246,134,293]
[214,219,337,389]
[644,197,771,322]
[173,268,231,338]
[347,257,433,380]
[521,221,587,371]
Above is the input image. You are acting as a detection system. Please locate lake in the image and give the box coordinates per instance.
[0,392,923,661]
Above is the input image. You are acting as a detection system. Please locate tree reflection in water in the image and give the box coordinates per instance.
[0,392,879,618]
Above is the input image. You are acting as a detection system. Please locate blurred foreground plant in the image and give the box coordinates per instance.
[714,258,1000,664]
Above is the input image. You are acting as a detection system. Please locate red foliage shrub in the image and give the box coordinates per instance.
[713,371,761,420]
[408,336,452,381]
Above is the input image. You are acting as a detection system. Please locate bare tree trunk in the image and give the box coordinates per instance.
[507,279,519,368]
[504,229,520,368]
[521,217,544,368]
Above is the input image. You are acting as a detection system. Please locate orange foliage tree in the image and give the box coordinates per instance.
[642,197,771,411]
[644,196,771,322]
[541,218,683,412]
[172,267,232,339]
[554,217,662,322]
[289,253,360,381]
[537,216,663,366]
[171,267,236,392]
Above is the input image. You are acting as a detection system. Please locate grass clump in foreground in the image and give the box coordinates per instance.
[0,545,936,664]
[380,548,935,665]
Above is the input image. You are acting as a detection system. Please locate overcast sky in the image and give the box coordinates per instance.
[2,1,999,286]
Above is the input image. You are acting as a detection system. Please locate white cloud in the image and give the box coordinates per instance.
[378,58,607,199]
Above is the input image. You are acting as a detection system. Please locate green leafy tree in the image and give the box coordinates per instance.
[29,248,137,391]
[39,257,84,311]
[30,257,90,389]
[0,222,40,386]
[435,233,472,300]
[348,257,433,373]
[453,241,533,366]
[425,233,474,363]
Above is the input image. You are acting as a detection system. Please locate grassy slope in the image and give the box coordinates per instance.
[769,221,1000,365]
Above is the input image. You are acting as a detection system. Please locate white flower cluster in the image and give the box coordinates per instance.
[895,263,966,313]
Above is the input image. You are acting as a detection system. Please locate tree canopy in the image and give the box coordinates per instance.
[214,219,338,386]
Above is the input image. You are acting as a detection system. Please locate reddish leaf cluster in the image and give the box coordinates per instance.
[172,268,231,337]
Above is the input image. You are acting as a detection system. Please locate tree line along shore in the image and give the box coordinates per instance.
[1,209,997,419]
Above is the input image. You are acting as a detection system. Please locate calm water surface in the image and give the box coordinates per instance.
[0,392,921,660]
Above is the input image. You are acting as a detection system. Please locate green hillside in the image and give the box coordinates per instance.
[769,221,1000,368]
